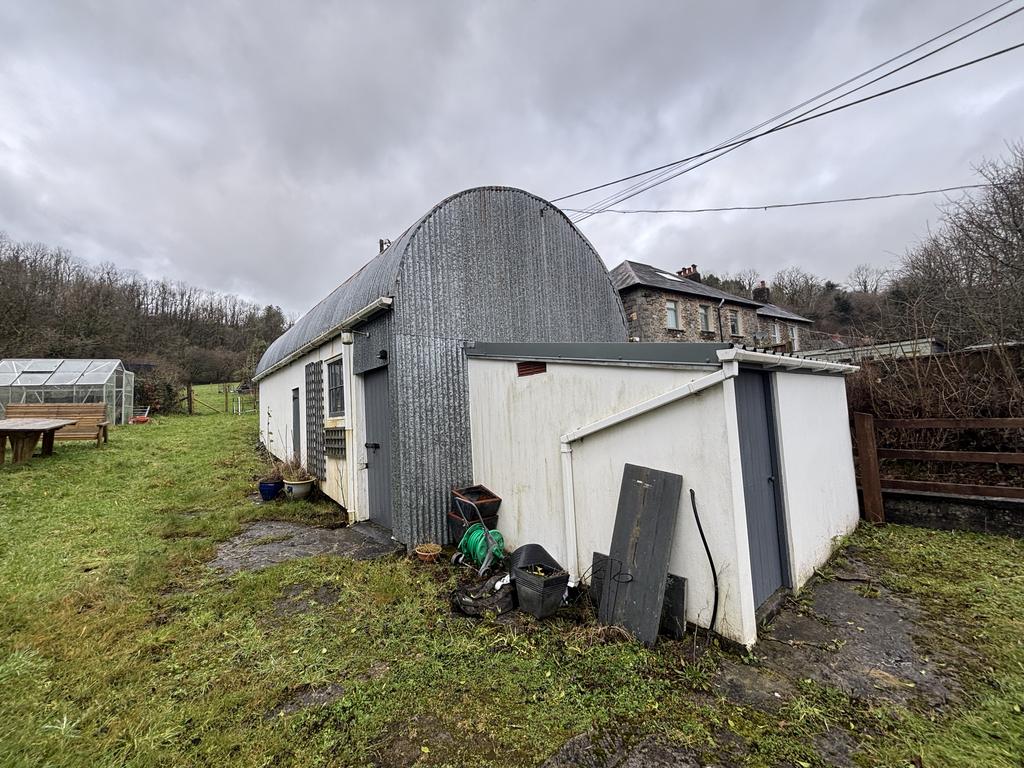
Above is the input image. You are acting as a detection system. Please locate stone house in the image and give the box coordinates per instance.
[610,260,812,350]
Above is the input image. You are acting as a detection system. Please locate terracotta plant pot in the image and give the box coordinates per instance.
[415,543,442,563]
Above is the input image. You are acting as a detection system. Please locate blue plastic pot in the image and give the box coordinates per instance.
[258,481,284,501]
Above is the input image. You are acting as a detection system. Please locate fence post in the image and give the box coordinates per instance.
[854,412,884,523]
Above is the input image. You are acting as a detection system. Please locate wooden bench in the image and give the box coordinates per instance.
[4,403,110,447]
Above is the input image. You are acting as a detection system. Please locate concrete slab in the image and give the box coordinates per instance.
[209,521,401,574]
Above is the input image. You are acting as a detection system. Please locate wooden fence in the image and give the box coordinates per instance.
[853,413,1024,523]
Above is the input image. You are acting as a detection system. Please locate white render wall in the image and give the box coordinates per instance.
[772,371,859,589]
[257,337,360,516]
[467,358,758,646]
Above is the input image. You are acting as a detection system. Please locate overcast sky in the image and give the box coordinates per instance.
[2,1,1022,316]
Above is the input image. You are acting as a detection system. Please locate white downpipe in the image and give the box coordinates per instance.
[560,443,579,584]
[557,365,738,582]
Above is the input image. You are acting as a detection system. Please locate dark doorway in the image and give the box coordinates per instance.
[291,387,301,462]
[362,367,392,529]
[735,369,789,607]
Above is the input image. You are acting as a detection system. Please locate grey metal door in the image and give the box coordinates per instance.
[363,367,392,529]
[291,388,301,462]
[735,370,789,607]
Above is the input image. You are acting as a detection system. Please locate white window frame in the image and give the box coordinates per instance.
[665,300,680,330]
[772,321,781,344]
[728,309,741,337]
[699,305,711,332]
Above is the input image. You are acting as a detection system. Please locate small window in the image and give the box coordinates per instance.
[728,310,741,336]
[327,359,344,417]
[698,305,711,332]
[772,322,781,344]
[517,361,547,377]
[665,300,679,330]
[790,325,800,351]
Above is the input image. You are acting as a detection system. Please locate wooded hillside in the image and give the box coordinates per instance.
[0,232,287,385]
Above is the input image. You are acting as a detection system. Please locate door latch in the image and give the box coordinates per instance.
[365,442,380,451]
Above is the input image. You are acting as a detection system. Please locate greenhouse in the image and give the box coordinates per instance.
[0,359,135,425]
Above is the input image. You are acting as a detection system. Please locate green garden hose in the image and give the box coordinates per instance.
[458,523,505,567]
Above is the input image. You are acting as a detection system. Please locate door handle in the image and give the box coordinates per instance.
[365,442,380,451]
[767,475,775,484]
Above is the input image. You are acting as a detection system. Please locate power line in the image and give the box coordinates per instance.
[563,183,992,215]
[556,0,1023,213]
[565,40,1024,223]
[569,3,1024,220]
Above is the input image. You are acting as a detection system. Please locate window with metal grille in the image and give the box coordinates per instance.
[328,359,344,416]
[325,427,345,458]
[516,361,547,377]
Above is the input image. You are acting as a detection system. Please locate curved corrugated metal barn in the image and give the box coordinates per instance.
[257,186,627,546]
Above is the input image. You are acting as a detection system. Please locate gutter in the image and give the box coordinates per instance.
[557,364,739,582]
[716,347,859,373]
[253,296,393,382]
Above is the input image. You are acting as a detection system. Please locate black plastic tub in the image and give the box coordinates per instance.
[514,564,569,619]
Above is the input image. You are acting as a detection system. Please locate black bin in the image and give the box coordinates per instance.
[514,564,569,619]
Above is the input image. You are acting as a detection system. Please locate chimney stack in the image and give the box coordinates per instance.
[752,279,771,304]
[677,263,701,283]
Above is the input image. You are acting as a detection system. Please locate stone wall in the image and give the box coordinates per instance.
[620,286,800,348]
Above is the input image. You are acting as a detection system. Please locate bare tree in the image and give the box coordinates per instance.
[846,263,888,293]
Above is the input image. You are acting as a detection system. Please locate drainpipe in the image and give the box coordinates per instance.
[716,298,726,341]
[557,364,739,583]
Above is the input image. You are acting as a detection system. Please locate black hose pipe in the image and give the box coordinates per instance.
[690,488,718,634]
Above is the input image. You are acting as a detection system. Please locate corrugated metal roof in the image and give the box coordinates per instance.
[610,259,812,323]
[254,223,416,378]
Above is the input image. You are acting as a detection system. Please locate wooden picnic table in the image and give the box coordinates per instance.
[0,418,79,464]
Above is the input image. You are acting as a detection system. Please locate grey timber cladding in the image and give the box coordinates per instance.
[257,186,628,547]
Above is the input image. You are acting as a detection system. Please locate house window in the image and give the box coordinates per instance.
[790,325,801,351]
[327,359,344,417]
[665,300,680,330]
[772,322,781,344]
[699,305,711,332]
[728,310,741,337]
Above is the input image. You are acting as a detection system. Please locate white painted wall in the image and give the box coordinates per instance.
[772,372,860,589]
[467,358,759,646]
[257,337,361,518]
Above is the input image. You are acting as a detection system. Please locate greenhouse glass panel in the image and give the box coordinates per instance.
[25,360,59,372]
[57,360,90,372]
[78,371,114,385]
[46,372,82,385]
[18,373,51,385]
[44,387,75,403]
[0,358,135,424]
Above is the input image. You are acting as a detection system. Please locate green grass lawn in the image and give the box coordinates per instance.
[1,410,1022,767]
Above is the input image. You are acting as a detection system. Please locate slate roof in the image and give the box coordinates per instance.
[755,303,811,323]
[609,259,811,324]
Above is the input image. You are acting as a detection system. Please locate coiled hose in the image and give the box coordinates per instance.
[458,522,505,567]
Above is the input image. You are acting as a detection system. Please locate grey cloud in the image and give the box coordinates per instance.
[0,0,1021,314]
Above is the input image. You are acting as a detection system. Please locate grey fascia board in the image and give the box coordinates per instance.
[464,341,732,366]
[254,297,393,381]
